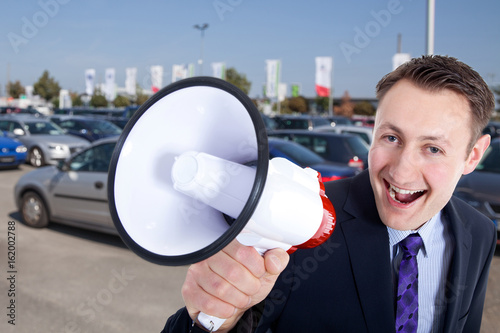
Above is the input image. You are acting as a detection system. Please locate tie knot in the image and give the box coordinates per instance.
[399,233,423,257]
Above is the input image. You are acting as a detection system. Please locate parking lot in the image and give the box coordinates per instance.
[0,165,499,332]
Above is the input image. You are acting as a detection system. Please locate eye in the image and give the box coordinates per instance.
[428,146,442,154]
[386,135,399,143]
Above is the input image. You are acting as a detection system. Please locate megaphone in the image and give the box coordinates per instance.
[107,77,336,331]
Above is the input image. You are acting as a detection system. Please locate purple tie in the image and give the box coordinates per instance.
[395,233,423,333]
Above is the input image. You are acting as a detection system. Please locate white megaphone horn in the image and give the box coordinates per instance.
[107,77,336,331]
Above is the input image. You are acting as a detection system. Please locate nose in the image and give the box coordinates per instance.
[388,147,420,184]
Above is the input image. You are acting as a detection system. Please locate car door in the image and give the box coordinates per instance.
[50,142,116,228]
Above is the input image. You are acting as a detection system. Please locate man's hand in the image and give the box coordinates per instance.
[182,239,290,332]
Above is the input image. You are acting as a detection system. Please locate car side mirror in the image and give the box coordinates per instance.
[57,160,69,171]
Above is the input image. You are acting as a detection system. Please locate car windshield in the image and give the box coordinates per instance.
[25,121,65,135]
[475,140,500,173]
[273,140,325,165]
[346,135,370,155]
[87,120,122,135]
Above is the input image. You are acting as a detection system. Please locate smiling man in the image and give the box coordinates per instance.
[163,56,496,333]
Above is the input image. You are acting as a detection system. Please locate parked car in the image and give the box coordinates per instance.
[268,130,369,170]
[50,115,122,142]
[268,137,360,182]
[483,121,500,139]
[0,115,90,167]
[14,137,118,234]
[0,106,45,117]
[454,138,500,243]
[0,130,27,169]
[274,115,331,131]
[314,124,373,145]
[261,113,278,132]
[327,115,353,126]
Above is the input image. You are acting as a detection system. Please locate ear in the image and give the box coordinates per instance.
[463,134,491,175]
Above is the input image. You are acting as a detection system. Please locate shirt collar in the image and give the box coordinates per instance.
[387,211,443,258]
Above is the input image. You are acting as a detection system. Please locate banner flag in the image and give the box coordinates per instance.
[291,84,300,97]
[85,69,96,95]
[392,53,411,70]
[212,62,226,80]
[125,67,137,96]
[172,64,187,83]
[105,68,116,101]
[278,83,287,102]
[265,59,280,98]
[187,64,195,78]
[151,65,163,93]
[315,56,333,97]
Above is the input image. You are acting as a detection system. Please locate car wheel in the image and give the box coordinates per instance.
[29,147,45,167]
[21,191,49,228]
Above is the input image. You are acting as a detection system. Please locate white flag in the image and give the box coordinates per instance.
[266,59,280,98]
[278,83,287,102]
[125,67,137,96]
[212,62,226,80]
[151,65,163,93]
[172,64,187,83]
[105,68,116,101]
[315,57,333,97]
[85,69,96,95]
[392,53,411,70]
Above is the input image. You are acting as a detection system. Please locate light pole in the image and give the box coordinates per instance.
[194,23,209,75]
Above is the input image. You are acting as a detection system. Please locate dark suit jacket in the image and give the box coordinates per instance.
[163,170,496,333]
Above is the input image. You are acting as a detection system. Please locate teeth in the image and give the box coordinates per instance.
[389,184,424,195]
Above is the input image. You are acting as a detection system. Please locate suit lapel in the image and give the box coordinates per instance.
[442,200,472,333]
[340,172,396,332]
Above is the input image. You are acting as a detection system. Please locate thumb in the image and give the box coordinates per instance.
[263,248,290,276]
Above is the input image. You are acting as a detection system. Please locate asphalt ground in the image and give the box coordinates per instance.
[0,164,498,332]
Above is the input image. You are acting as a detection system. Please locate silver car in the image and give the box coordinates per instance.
[14,137,118,235]
[0,115,90,167]
[454,137,500,244]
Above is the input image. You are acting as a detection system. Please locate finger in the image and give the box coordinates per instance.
[208,249,262,297]
[264,248,290,275]
[182,265,238,320]
[223,239,266,278]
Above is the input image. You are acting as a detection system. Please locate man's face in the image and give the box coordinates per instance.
[369,79,484,230]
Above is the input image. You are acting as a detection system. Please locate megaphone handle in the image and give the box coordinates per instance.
[197,312,225,332]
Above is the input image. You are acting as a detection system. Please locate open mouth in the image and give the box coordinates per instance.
[385,180,426,205]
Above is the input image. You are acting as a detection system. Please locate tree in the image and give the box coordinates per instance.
[33,70,61,102]
[135,92,150,105]
[7,80,25,98]
[315,97,329,113]
[226,67,251,95]
[114,95,131,107]
[71,92,83,107]
[333,91,354,117]
[288,96,308,113]
[90,94,108,108]
[353,101,376,116]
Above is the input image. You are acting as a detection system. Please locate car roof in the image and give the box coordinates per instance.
[268,129,358,138]
[0,114,51,123]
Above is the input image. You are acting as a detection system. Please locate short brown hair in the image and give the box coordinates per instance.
[376,55,494,153]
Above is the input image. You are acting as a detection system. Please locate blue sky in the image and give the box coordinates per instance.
[1,0,499,99]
